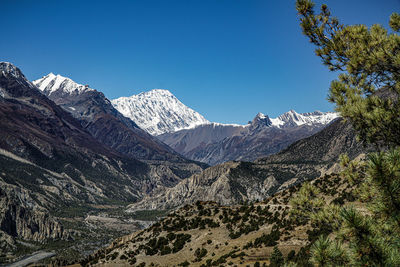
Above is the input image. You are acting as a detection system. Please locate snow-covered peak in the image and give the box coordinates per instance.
[255,112,266,119]
[111,89,209,136]
[33,73,93,96]
[140,89,174,97]
[270,110,338,128]
[0,62,26,80]
[250,112,272,128]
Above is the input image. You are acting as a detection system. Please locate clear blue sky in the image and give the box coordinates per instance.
[2,0,399,124]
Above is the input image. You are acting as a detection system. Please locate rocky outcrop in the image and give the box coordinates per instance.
[0,181,70,255]
[127,162,239,211]
[127,160,325,212]
[0,184,67,242]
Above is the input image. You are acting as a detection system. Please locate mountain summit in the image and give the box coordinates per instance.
[33,73,93,96]
[270,110,338,128]
[250,112,273,130]
[111,89,209,135]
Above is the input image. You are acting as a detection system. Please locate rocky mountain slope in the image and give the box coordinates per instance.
[158,123,245,156]
[0,62,150,258]
[159,110,338,165]
[128,117,367,212]
[0,63,149,199]
[33,73,206,195]
[111,89,209,136]
[33,74,185,162]
[0,63,203,263]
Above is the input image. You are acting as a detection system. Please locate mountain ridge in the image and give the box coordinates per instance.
[32,69,207,199]
[33,73,93,96]
[112,87,338,136]
[33,73,201,164]
[159,110,338,165]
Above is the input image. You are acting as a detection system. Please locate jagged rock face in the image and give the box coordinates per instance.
[127,162,240,211]
[249,112,272,131]
[33,74,185,162]
[159,111,339,165]
[128,118,368,212]
[0,184,67,242]
[127,160,324,212]
[111,89,209,136]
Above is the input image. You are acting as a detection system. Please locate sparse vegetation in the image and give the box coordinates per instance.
[81,171,362,266]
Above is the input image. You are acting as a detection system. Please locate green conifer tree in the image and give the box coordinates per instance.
[296,0,400,146]
[292,0,400,265]
[270,246,284,267]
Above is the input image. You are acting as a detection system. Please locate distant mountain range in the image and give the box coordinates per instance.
[159,110,338,165]
[34,73,339,166]
[107,86,339,165]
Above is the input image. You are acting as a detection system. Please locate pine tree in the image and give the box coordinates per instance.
[296,0,400,147]
[270,246,284,267]
[292,0,400,265]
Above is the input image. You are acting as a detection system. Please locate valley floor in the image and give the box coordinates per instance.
[2,204,167,266]
[8,251,56,267]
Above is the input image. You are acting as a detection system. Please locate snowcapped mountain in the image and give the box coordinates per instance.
[32,71,338,165]
[111,89,209,136]
[159,110,339,165]
[32,73,205,164]
[33,73,93,96]
[270,110,338,128]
